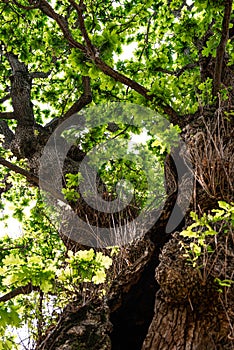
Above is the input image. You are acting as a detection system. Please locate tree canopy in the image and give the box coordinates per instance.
[0,0,233,349]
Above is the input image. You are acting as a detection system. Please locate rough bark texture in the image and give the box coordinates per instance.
[142,114,234,349]
[142,291,233,350]
[142,232,234,350]
[36,301,112,350]
[0,1,234,349]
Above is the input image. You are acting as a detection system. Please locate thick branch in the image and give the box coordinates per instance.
[69,0,95,53]
[6,53,35,127]
[0,244,28,251]
[0,157,40,184]
[72,3,181,124]
[0,112,16,119]
[35,1,181,125]
[0,93,11,104]
[213,0,233,95]
[0,283,40,303]
[0,120,14,147]
[67,1,177,117]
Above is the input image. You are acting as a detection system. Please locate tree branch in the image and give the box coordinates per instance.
[0,93,11,104]
[68,0,151,97]
[39,0,86,52]
[213,0,233,95]
[0,244,28,251]
[0,157,65,201]
[0,120,14,147]
[0,157,39,184]
[17,0,181,126]
[30,71,52,79]
[63,76,92,119]
[45,76,92,132]
[139,11,156,61]
[153,62,199,77]
[68,0,95,53]
[0,112,16,119]
[194,19,215,53]
[0,283,40,303]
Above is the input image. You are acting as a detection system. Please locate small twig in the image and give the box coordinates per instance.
[39,0,85,51]
[153,62,199,77]
[139,11,156,61]
[0,244,28,251]
[12,0,41,10]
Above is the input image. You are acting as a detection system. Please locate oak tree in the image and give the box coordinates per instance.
[0,0,233,349]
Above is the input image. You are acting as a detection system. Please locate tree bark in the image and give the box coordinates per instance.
[36,301,112,350]
[142,291,233,350]
[142,231,234,350]
[1,3,234,349]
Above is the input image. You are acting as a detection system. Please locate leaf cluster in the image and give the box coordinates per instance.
[180,201,234,290]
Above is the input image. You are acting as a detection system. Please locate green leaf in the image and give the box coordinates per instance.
[3,254,24,266]
[40,279,53,293]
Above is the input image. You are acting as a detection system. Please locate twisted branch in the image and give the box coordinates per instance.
[37,0,180,125]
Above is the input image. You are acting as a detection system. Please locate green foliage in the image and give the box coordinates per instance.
[62,123,169,209]
[197,78,215,105]
[0,226,112,347]
[61,173,83,202]
[1,0,229,118]
[57,249,112,286]
[180,201,234,289]
[214,278,234,292]
[0,0,233,347]
[0,174,112,348]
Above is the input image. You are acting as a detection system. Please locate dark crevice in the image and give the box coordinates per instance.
[109,151,188,350]
[109,206,186,350]
[110,254,160,350]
